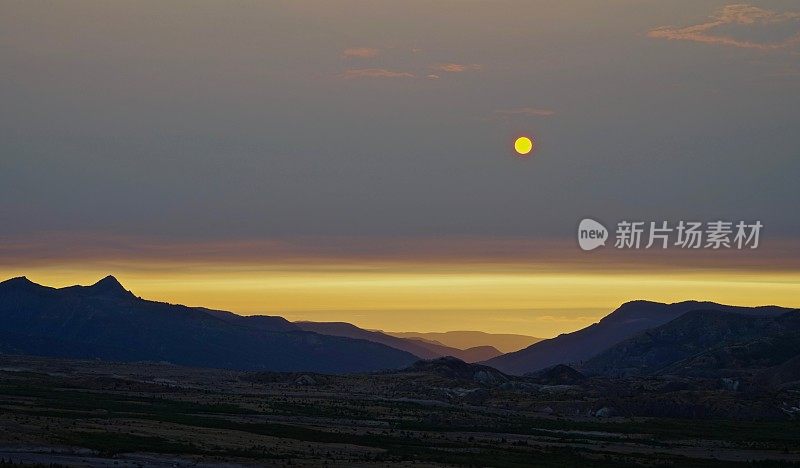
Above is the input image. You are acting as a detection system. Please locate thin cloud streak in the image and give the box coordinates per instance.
[648,4,800,50]
[431,63,482,73]
[1,233,798,273]
[342,47,380,59]
[338,68,415,79]
[493,107,556,118]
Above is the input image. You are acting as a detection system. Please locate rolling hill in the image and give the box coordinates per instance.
[385,330,541,353]
[483,300,793,375]
[583,309,800,377]
[0,275,417,373]
[295,321,501,362]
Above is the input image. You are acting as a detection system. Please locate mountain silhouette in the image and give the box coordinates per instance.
[296,322,501,362]
[0,276,417,373]
[583,308,800,377]
[386,330,541,353]
[483,300,793,375]
[199,308,300,332]
[526,364,586,385]
[401,356,509,384]
[84,275,136,298]
[437,344,501,362]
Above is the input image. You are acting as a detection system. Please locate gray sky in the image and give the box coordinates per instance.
[2,0,799,241]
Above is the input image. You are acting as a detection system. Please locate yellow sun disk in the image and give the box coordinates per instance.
[514,136,533,155]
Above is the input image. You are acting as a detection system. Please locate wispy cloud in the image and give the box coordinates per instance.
[493,107,556,118]
[334,53,481,81]
[342,47,380,59]
[431,63,482,73]
[4,234,797,272]
[648,4,800,50]
[338,68,415,79]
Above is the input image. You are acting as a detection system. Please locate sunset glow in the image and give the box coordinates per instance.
[4,236,798,338]
[2,1,799,343]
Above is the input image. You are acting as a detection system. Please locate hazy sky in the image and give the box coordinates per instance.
[1,1,799,335]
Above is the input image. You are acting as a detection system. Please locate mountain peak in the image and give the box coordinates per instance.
[88,275,135,298]
[602,300,713,324]
[1,276,32,285]
[0,276,44,290]
[93,275,122,287]
[0,276,54,298]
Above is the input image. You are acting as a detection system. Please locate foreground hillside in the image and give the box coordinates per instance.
[1,355,799,467]
[583,309,800,378]
[485,301,794,375]
[0,276,417,373]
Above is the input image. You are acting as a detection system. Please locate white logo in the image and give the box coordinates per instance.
[577,218,762,251]
[578,218,608,251]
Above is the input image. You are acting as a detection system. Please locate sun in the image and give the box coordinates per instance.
[514,136,534,156]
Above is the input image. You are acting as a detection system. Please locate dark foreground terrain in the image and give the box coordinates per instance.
[1,355,799,467]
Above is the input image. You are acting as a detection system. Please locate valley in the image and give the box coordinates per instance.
[1,355,799,467]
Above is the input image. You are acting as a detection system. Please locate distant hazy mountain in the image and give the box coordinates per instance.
[0,276,417,373]
[295,322,501,362]
[386,330,541,353]
[483,301,793,375]
[439,344,502,362]
[584,309,800,377]
[399,337,502,362]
